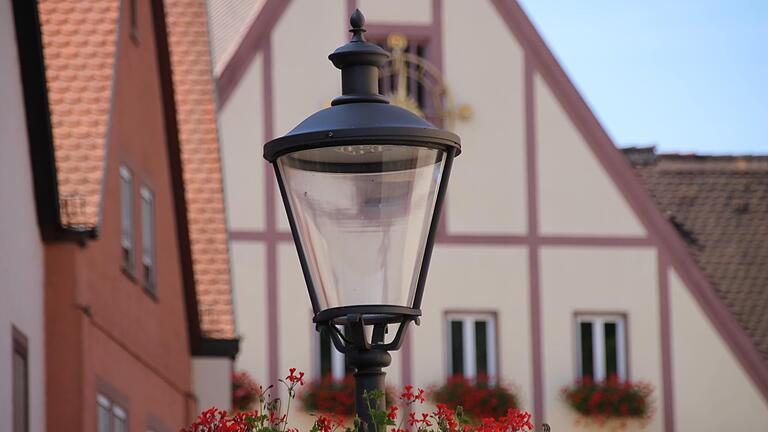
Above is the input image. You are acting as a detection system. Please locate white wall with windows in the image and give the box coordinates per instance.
[540,247,662,431]
[413,245,532,407]
[0,1,46,431]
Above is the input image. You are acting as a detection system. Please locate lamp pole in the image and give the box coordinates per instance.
[344,316,392,428]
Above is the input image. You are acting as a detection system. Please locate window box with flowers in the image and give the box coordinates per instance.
[431,375,521,421]
[561,377,653,429]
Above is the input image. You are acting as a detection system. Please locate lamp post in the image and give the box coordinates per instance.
[263,9,461,430]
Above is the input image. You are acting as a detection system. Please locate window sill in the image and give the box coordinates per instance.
[121,265,138,284]
[142,284,158,303]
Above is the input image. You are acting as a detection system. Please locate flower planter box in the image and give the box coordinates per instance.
[562,377,653,431]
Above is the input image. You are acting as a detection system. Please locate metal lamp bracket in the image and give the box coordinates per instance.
[317,313,419,354]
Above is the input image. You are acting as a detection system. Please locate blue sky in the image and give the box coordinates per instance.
[517,0,768,155]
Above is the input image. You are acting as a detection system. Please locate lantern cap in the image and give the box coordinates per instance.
[328,9,390,106]
[263,102,461,161]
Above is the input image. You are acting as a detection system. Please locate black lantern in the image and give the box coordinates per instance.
[263,9,460,427]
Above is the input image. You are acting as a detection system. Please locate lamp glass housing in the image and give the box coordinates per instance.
[277,144,446,311]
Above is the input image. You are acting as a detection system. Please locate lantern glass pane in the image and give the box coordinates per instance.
[277,144,445,311]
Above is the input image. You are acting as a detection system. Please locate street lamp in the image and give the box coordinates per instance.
[263,9,461,429]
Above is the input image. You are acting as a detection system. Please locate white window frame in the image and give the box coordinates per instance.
[140,186,155,292]
[97,394,127,432]
[446,312,497,381]
[576,314,627,381]
[112,405,127,432]
[120,165,134,271]
[316,325,346,380]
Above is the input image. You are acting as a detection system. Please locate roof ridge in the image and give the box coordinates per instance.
[622,147,768,171]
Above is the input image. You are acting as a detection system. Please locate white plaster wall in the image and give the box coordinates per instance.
[220,53,266,232]
[412,245,533,409]
[0,1,46,431]
[358,0,432,24]
[193,357,233,411]
[231,243,270,386]
[277,242,328,429]
[443,0,527,235]
[535,74,645,237]
[669,270,768,430]
[540,247,662,431]
[277,242,316,381]
[272,0,345,232]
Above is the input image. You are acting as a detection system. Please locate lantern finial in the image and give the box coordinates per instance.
[350,8,366,41]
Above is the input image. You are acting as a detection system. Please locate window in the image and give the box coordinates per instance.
[120,165,134,272]
[377,40,429,108]
[576,315,627,381]
[12,328,28,432]
[140,186,155,292]
[129,0,139,42]
[446,313,497,380]
[317,327,348,379]
[97,394,127,432]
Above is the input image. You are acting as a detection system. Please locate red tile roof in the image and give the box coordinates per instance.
[627,148,768,360]
[37,0,235,340]
[164,0,236,339]
[38,0,120,229]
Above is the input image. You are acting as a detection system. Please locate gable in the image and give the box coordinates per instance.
[213,0,768,401]
[489,0,768,400]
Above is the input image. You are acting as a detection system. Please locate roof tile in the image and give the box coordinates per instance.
[38,0,119,229]
[164,0,236,339]
[628,150,768,361]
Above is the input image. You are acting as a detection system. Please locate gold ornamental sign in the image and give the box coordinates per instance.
[380,33,471,131]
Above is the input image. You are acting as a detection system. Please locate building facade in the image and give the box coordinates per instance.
[211,0,768,431]
[0,1,237,431]
[1,1,46,431]
[38,0,198,428]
